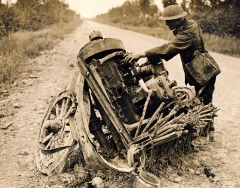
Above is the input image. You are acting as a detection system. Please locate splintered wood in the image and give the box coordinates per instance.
[135,97,219,148]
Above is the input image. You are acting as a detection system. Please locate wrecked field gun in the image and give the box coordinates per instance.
[36,31,218,182]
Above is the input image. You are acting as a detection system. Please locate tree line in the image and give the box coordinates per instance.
[97,0,160,28]
[0,0,80,38]
[96,0,240,38]
[185,0,240,38]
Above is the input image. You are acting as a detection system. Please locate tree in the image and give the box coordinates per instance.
[181,0,190,12]
[139,0,150,14]
[0,2,20,37]
[162,0,177,8]
[188,0,240,37]
[0,0,79,36]
[139,0,158,16]
[149,4,158,16]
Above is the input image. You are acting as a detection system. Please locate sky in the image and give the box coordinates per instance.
[2,0,173,19]
[65,0,165,18]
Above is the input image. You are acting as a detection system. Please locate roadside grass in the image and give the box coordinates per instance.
[92,19,240,58]
[203,34,240,57]
[111,22,175,41]
[0,20,82,93]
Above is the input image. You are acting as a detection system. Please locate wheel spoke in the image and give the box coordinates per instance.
[45,140,52,149]
[63,97,70,116]
[55,103,60,117]
[60,98,66,118]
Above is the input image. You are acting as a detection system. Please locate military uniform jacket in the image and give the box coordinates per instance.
[145,18,205,86]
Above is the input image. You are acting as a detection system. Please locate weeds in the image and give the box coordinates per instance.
[0,20,82,89]
[144,135,194,178]
[204,34,240,57]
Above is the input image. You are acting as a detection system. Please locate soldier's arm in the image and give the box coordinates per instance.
[145,32,192,61]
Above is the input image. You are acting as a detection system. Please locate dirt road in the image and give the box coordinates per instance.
[0,20,240,187]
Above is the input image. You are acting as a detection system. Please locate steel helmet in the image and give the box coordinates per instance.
[159,5,187,20]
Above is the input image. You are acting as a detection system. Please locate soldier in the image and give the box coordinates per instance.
[124,5,220,141]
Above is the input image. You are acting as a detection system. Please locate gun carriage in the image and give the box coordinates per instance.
[36,31,218,176]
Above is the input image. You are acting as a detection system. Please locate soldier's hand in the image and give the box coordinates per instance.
[123,53,143,63]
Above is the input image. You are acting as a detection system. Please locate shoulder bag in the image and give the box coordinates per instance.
[184,26,221,86]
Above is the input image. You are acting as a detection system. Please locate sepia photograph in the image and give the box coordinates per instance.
[0,0,239,187]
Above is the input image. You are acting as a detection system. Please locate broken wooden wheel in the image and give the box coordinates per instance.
[36,90,79,175]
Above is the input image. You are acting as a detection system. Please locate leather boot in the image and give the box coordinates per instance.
[202,124,209,137]
[209,121,215,142]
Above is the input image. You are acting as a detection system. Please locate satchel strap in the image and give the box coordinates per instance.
[197,24,205,53]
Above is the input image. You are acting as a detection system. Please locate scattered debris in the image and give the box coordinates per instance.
[22,79,28,84]
[204,168,215,178]
[92,177,105,188]
[209,176,214,183]
[1,121,13,129]
[2,90,9,96]
[189,168,195,174]
[195,170,200,175]
[14,103,22,108]
[17,151,29,156]
[29,75,39,79]
[132,171,160,188]
[174,176,183,183]
[0,113,6,118]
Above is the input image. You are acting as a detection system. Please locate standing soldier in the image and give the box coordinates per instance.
[124,5,220,141]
